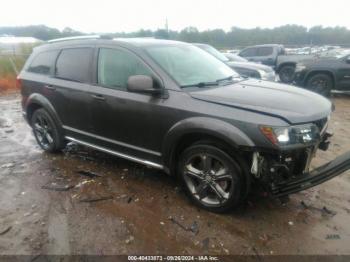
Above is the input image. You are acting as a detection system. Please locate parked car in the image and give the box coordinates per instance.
[238,44,315,83]
[19,36,350,213]
[294,49,350,96]
[194,43,276,81]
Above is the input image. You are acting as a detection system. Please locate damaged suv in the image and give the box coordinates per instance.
[19,36,350,212]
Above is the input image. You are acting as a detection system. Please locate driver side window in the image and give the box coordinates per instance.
[98,48,152,90]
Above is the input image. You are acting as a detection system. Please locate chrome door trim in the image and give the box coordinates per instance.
[65,136,164,169]
[62,125,161,156]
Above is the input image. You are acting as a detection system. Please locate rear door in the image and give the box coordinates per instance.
[52,47,94,132]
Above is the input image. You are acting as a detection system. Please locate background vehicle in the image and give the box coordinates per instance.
[238,44,315,83]
[194,43,276,81]
[19,36,350,213]
[294,49,350,96]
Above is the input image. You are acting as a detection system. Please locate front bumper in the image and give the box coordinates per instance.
[271,151,350,197]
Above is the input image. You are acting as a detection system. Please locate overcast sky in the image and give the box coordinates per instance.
[1,0,349,32]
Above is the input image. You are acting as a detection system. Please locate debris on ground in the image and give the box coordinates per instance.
[1,163,15,168]
[288,221,294,226]
[76,170,102,178]
[300,201,337,217]
[4,129,14,133]
[42,182,74,191]
[125,235,134,244]
[168,217,199,234]
[79,196,113,203]
[322,206,337,217]
[75,180,95,188]
[0,226,12,236]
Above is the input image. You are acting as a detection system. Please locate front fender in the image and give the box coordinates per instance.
[162,117,255,168]
[25,93,63,128]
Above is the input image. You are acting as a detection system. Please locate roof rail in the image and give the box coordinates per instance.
[47,35,103,43]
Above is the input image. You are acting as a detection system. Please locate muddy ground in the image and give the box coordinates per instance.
[0,92,349,256]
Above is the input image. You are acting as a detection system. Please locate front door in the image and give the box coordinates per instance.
[88,47,166,161]
[336,55,350,90]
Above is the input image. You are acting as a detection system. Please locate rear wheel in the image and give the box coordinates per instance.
[278,65,295,83]
[178,143,244,213]
[31,109,66,152]
[306,73,333,97]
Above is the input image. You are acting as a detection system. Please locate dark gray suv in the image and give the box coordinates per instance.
[18,36,350,212]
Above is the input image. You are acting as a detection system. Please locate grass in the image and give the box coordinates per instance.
[0,44,32,93]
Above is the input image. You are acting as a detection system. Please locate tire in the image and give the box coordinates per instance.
[178,143,245,213]
[31,108,66,153]
[306,73,333,97]
[278,65,295,83]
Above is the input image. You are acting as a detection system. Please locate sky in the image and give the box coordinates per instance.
[1,0,349,33]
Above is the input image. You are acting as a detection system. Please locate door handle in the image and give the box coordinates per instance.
[44,85,56,91]
[91,94,106,101]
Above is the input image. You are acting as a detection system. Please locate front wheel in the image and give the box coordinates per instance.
[178,144,244,213]
[306,73,333,97]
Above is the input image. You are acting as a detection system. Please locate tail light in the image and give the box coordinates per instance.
[16,76,22,90]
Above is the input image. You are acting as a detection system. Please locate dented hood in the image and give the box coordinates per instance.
[189,79,332,124]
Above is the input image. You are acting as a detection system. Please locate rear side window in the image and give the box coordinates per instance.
[240,48,257,57]
[257,47,273,56]
[97,48,152,90]
[55,48,92,83]
[27,50,58,75]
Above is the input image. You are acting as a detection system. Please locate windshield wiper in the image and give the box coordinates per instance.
[181,81,219,88]
[181,75,239,88]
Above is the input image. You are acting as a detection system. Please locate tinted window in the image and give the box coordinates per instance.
[257,47,273,56]
[240,48,257,57]
[55,48,92,83]
[27,50,58,75]
[98,48,152,90]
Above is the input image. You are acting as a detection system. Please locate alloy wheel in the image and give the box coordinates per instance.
[33,114,54,150]
[183,153,233,206]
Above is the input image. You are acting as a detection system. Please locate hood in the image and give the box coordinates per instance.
[227,61,274,72]
[190,79,332,124]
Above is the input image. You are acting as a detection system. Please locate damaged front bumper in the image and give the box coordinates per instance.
[271,151,350,197]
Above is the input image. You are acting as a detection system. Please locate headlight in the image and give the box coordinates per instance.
[257,69,267,80]
[295,63,306,72]
[258,69,275,81]
[260,124,320,146]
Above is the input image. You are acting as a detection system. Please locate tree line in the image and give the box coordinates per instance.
[1,24,350,48]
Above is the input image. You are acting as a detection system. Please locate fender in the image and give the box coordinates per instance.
[162,117,255,168]
[25,93,63,128]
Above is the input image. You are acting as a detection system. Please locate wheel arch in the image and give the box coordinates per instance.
[25,93,63,128]
[304,70,336,87]
[161,117,254,173]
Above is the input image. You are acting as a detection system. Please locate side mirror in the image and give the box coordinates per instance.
[127,75,161,95]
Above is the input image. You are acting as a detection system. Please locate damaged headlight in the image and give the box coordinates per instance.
[260,124,320,146]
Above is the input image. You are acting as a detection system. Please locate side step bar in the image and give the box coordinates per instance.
[271,151,350,197]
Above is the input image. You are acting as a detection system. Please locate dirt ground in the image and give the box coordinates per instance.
[0,92,349,256]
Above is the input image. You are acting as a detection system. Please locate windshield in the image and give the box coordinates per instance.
[145,44,238,87]
[198,45,229,62]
